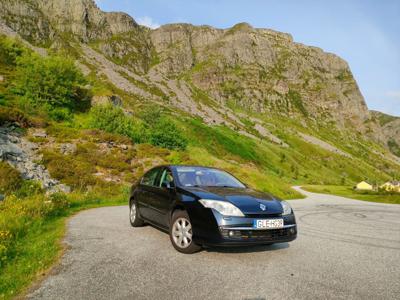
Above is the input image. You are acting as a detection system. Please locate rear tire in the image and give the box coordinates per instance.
[130,200,144,227]
[169,210,201,254]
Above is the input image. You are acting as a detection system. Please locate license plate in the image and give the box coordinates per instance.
[253,219,284,229]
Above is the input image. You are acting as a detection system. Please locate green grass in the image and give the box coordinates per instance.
[0,192,127,300]
[302,185,400,205]
[0,217,66,300]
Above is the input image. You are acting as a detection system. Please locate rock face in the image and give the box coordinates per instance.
[0,0,138,43]
[149,23,373,132]
[0,125,70,193]
[371,111,400,156]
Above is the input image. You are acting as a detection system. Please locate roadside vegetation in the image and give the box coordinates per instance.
[302,185,400,205]
[0,173,128,299]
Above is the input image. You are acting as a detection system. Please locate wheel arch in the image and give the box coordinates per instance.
[129,196,134,207]
[169,204,186,225]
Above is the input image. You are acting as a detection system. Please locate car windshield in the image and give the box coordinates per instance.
[175,167,246,188]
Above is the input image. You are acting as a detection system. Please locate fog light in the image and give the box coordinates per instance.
[228,230,234,237]
[290,228,295,234]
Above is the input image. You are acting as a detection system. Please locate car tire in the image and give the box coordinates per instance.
[170,210,201,254]
[129,200,144,227]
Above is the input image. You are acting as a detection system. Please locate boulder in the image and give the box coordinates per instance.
[1,143,23,157]
[91,95,123,107]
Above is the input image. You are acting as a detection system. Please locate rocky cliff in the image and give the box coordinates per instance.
[149,23,373,130]
[0,0,138,44]
[371,111,400,156]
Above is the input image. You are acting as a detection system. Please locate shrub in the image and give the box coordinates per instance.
[48,107,73,122]
[13,53,89,117]
[89,104,146,143]
[0,162,22,195]
[140,107,188,150]
[139,106,163,124]
[149,118,188,150]
[0,36,26,66]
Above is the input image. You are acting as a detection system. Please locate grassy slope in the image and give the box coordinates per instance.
[302,185,400,205]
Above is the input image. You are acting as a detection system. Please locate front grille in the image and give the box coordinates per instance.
[220,227,296,241]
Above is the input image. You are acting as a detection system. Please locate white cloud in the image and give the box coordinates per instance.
[136,16,160,29]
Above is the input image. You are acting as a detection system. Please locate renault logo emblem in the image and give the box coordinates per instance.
[259,203,266,211]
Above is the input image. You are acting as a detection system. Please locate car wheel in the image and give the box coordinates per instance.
[170,210,201,254]
[130,200,144,227]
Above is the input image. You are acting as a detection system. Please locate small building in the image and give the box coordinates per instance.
[380,181,400,192]
[355,181,374,191]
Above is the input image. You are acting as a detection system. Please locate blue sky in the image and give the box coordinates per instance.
[95,0,400,116]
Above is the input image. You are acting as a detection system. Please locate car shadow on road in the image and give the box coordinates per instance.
[204,242,289,254]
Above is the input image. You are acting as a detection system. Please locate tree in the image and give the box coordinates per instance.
[14,53,88,112]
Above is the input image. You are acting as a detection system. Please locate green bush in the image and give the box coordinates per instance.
[48,107,73,122]
[13,53,89,119]
[88,104,146,143]
[149,118,188,150]
[140,107,187,150]
[0,162,22,195]
[0,36,26,66]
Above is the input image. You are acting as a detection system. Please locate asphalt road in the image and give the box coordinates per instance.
[28,187,400,300]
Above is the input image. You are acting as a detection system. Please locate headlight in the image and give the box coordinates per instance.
[280,200,292,215]
[199,199,244,217]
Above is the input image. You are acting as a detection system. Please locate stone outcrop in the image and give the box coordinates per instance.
[0,125,70,193]
[371,111,400,155]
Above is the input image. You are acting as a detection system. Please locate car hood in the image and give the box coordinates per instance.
[184,186,283,215]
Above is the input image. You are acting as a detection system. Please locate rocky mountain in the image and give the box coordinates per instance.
[0,0,399,192]
[371,111,400,156]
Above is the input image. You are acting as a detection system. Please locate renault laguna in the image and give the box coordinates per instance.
[129,165,297,253]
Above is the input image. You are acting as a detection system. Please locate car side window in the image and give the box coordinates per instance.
[159,168,174,188]
[141,168,161,186]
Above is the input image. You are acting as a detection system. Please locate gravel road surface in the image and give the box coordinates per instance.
[28,187,400,300]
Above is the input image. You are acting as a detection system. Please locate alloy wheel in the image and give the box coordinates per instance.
[172,217,193,248]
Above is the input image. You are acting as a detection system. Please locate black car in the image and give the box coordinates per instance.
[129,165,297,253]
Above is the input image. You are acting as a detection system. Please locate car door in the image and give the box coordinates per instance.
[149,167,176,227]
[137,167,162,221]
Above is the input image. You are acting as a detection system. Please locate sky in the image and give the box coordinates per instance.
[95,0,400,116]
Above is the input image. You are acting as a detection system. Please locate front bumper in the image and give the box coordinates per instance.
[216,224,297,246]
[192,210,297,246]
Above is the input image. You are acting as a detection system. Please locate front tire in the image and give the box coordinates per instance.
[170,210,201,254]
[130,201,144,227]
